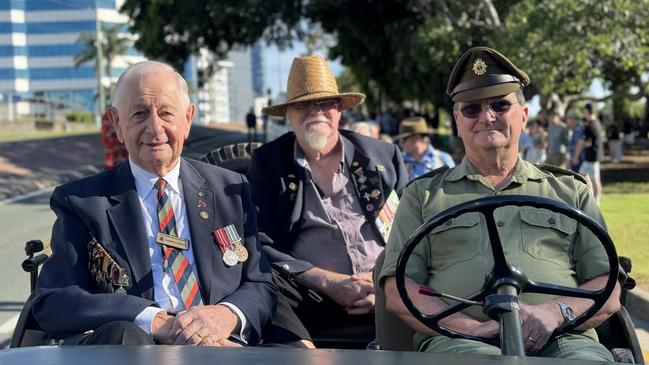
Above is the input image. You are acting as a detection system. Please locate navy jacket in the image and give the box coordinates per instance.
[33,158,276,344]
[248,130,408,275]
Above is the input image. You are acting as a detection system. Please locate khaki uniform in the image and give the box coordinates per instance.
[379,157,612,359]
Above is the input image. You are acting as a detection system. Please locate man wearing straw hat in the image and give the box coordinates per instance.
[379,47,620,360]
[248,55,407,346]
[395,116,455,180]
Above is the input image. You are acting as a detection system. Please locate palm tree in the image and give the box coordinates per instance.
[74,23,130,105]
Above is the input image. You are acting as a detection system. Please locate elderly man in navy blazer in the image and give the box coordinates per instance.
[249,56,408,347]
[32,61,275,346]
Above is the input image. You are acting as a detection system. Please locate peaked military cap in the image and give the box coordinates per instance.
[446,47,530,102]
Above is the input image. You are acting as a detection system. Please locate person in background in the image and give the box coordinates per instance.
[395,116,455,180]
[524,119,547,164]
[546,111,569,168]
[246,107,258,143]
[566,112,585,173]
[606,123,623,164]
[574,103,604,203]
[351,120,381,139]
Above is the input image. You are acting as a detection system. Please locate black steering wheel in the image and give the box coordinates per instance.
[395,195,618,347]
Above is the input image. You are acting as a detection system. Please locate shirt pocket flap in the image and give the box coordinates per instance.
[431,212,481,234]
[520,209,577,235]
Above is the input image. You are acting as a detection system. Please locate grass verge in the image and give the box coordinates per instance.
[601,182,649,291]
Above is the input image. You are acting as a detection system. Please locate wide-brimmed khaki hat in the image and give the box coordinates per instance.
[262,55,365,117]
[394,117,435,140]
[446,47,529,102]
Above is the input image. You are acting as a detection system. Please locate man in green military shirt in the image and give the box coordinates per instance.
[379,47,621,361]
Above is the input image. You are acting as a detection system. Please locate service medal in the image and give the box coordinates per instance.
[222,249,239,266]
[234,243,249,262]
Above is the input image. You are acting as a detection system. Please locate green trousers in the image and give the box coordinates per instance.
[420,333,614,362]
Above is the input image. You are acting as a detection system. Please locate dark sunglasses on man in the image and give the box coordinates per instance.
[292,98,340,112]
[459,99,517,119]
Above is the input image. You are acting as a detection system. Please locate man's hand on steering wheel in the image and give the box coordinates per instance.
[519,302,562,353]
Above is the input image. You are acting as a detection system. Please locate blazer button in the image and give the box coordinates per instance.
[497,221,505,227]
[282,264,290,271]
[548,217,556,224]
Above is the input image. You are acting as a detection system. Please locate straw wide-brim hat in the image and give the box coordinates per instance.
[262,55,366,117]
[394,117,435,140]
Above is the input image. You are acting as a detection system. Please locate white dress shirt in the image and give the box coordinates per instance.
[129,158,248,341]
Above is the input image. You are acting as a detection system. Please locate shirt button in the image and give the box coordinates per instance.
[548,217,556,224]
[497,221,505,227]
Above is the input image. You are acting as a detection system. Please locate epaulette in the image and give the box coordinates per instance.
[405,165,450,188]
[537,164,588,185]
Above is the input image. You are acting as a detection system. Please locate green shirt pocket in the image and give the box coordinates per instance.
[429,212,482,270]
[520,209,577,269]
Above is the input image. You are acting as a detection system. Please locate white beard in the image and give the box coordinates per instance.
[302,116,332,150]
[304,129,329,150]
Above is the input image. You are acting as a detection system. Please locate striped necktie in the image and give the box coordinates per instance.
[154,178,203,309]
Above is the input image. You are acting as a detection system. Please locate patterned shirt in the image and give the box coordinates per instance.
[403,145,455,180]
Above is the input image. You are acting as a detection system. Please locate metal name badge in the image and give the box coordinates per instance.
[155,232,189,250]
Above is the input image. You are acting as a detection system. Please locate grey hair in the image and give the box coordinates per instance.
[112,60,190,109]
[453,88,526,111]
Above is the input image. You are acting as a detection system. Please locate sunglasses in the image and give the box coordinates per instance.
[459,99,516,119]
[292,99,340,112]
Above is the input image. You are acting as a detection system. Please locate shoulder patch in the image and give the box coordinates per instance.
[405,165,450,188]
[538,164,588,185]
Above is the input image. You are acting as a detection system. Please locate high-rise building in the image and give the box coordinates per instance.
[0,0,144,119]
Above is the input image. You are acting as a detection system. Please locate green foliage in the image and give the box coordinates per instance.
[122,0,649,117]
[65,111,95,123]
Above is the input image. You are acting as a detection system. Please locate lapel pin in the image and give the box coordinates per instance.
[198,200,207,209]
[198,191,205,197]
[200,211,209,220]
[370,189,381,199]
[288,182,297,191]
[366,203,374,211]
[358,175,367,184]
[376,164,385,172]
[363,192,371,201]
[352,161,359,167]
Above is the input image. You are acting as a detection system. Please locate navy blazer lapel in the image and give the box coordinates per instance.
[180,159,216,302]
[343,136,386,219]
[107,162,154,299]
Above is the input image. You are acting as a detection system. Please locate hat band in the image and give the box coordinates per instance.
[288,90,338,103]
[452,74,521,96]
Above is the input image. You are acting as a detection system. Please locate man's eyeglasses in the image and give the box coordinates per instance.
[292,99,340,112]
[459,99,516,119]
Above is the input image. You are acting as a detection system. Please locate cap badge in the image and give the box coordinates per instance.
[472,58,487,76]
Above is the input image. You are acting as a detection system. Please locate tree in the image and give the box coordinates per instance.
[74,23,130,83]
[121,0,649,120]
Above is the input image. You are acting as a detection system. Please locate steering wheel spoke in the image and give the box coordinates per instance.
[526,280,602,300]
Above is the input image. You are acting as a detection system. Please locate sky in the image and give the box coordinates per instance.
[264,43,342,101]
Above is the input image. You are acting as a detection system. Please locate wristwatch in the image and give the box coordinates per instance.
[555,301,575,323]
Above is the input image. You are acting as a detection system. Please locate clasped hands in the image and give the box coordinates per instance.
[152,304,242,347]
[325,272,376,315]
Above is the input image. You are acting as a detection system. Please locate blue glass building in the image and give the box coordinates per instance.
[0,0,143,114]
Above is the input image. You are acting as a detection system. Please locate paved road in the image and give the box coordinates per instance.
[0,190,55,347]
